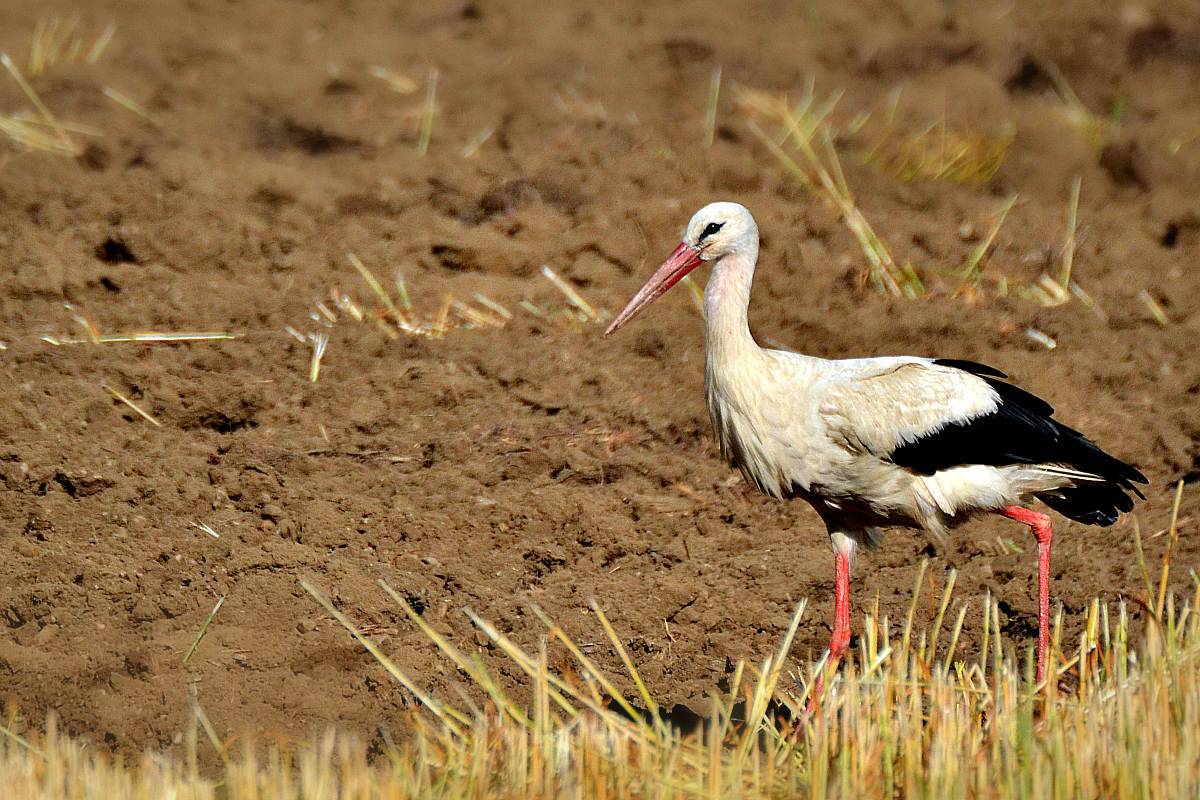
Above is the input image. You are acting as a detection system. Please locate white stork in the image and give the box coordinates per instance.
[604,202,1146,689]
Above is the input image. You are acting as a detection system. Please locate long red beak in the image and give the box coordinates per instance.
[604,242,703,336]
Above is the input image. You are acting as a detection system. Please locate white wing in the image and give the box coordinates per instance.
[817,359,1000,459]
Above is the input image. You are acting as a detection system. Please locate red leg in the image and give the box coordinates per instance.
[809,550,851,709]
[999,505,1053,685]
[830,550,852,663]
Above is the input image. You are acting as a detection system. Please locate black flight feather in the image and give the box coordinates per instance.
[886,359,1147,526]
[930,358,1008,379]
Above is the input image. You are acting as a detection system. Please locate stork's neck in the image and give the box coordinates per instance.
[702,244,760,362]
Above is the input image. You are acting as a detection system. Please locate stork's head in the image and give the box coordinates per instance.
[605,202,757,335]
[682,201,758,260]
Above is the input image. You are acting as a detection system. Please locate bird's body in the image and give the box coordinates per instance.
[707,347,1136,544]
[606,202,1146,692]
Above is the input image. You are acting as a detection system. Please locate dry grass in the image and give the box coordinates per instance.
[858,93,1013,184]
[40,302,236,346]
[26,14,114,77]
[703,65,722,148]
[417,68,437,156]
[181,596,226,666]
[1,53,87,156]
[285,252,510,366]
[284,254,613,381]
[1041,62,1117,148]
[101,86,160,127]
[369,65,418,95]
[952,193,1019,290]
[2,498,1197,799]
[2,16,114,157]
[738,84,1138,316]
[739,84,923,298]
[864,122,1012,184]
[100,382,161,426]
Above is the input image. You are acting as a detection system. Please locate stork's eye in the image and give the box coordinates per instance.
[699,221,724,242]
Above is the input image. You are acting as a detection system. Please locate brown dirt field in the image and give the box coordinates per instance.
[2,0,1199,758]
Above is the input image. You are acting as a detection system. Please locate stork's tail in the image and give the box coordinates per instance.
[1038,480,1141,527]
[935,361,1149,527]
[1033,457,1146,527]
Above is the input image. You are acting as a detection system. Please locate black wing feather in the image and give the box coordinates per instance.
[887,359,1147,526]
[930,358,1008,379]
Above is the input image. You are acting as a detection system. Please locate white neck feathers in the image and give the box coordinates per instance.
[703,243,760,361]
